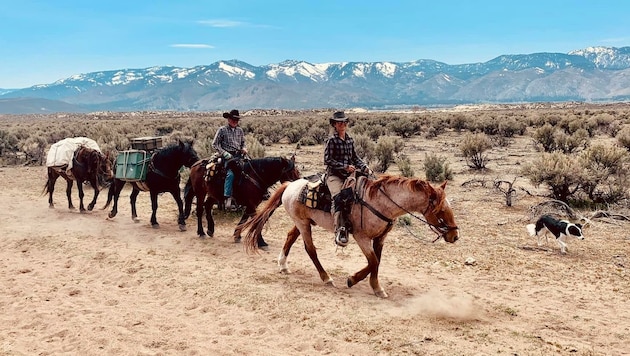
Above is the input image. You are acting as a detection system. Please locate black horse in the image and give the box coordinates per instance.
[184,155,300,249]
[104,140,199,230]
[44,146,114,212]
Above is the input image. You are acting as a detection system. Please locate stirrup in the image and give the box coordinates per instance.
[335,227,349,247]
[224,197,236,211]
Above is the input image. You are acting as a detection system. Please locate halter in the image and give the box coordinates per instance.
[358,185,458,242]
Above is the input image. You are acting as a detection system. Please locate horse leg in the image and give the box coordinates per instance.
[46,170,59,208]
[107,180,126,219]
[87,180,99,211]
[130,187,140,222]
[183,179,194,220]
[278,225,300,273]
[347,236,387,298]
[149,191,160,228]
[76,179,87,212]
[65,178,76,210]
[171,189,187,231]
[194,193,206,237]
[232,211,250,243]
[203,198,215,237]
[299,223,334,286]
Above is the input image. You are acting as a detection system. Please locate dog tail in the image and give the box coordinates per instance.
[525,224,537,237]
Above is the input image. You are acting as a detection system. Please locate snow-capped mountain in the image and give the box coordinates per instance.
[2,46,630,113]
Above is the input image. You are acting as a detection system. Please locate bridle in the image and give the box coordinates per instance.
[357,186,458,242]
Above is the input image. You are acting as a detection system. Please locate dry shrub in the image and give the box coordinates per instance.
[460,133,492,169]
[522,152,583,203]
[616,126,630,151]
[423,153,453,182]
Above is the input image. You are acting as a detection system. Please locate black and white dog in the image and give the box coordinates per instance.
[526,214,584,254]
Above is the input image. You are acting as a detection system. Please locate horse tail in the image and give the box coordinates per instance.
[242,181,289,254]
[42,168,52,196]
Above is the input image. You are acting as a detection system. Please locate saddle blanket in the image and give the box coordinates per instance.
[46,137,101,172]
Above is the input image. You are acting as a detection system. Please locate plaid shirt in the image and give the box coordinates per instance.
[324,132,367,178]
[212,125,246,156]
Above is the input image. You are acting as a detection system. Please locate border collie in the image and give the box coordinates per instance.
[526,214,584,254]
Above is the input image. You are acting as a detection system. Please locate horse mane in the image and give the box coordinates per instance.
[155,141,187,156]
[365,175,439,203]
[247,156,283,171]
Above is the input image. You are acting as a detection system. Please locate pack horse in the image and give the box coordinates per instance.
[104,139,199,230]
[43,137,114,212]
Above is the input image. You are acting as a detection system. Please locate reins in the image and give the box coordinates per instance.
[242,157,296,194]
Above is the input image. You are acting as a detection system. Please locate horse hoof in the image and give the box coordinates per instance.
[325,279,336,288]
[179,224,187,231]
[346,277,355,288]
[133,218,140,223]
[152,224,160,229]
[375,290,389,298]
[234,237,242,243]
[259,245,269,251]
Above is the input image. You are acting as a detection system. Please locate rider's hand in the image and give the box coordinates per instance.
[241,148,248,155]
[346,165,356,173]
[222,151,232,160]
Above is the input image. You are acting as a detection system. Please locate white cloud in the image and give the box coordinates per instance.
[170,44,214,49]
[198,19,245,28]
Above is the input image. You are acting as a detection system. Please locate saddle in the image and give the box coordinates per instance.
[299,172,369,213]
[299,174,332,211]
[202,154,246,195]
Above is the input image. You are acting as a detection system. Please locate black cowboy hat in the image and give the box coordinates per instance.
[222,109,241,120]
[329,111,348,124]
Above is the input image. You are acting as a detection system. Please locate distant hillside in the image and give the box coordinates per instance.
[2,46,630,114]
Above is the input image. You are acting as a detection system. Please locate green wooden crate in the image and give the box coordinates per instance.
[115,150,149,181]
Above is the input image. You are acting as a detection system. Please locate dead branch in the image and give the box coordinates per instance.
[461,178,489,188]
[590,211,630,221]
[494,178,517,207]
[528,199,581,221]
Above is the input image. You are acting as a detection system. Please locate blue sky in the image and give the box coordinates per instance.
[1,0,629,88]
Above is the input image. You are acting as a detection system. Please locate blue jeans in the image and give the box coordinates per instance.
[224,168,234,197]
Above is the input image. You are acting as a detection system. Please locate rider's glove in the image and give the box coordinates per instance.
[222,151,232,160]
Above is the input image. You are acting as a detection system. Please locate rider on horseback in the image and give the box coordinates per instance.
[212,109,247,210]
[324,111,373,247]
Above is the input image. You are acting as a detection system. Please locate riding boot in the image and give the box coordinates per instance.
[333,209,349,247]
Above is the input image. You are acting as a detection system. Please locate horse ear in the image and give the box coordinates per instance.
[290,153,296,162]
[440,181,448,190]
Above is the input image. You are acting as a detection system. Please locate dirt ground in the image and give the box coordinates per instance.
[1,133,629,355]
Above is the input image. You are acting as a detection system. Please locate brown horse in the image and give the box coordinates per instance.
[44,146,114,212]
[183,155,300,249]
[242,175,459,298]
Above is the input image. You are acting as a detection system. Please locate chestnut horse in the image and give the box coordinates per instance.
[183,155,300,249]
[43,146,113,212]
[104,140,199,230]
[242,175,459,298]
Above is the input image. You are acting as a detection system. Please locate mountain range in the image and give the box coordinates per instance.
[2,46,630,114]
